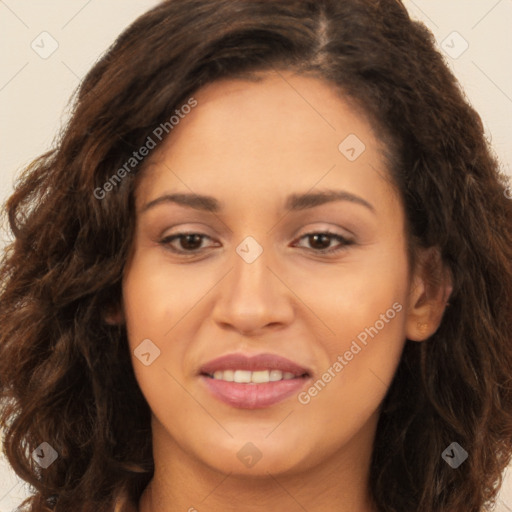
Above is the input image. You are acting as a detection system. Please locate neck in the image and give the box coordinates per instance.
[138,414,380,512]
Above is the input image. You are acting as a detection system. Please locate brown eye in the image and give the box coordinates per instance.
[160,233,212,253]
[159,230,354,256]
[295,232,354,254]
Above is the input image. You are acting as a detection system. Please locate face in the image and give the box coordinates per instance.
[121,70,412,478]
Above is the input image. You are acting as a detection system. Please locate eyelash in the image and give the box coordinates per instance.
[159,230,354,256]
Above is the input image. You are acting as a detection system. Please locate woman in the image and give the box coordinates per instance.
[1,1,511,511]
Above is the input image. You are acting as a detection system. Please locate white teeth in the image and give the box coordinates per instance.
[251,370,270,383]
[223,369,234,382]
[233,370,252,383]
[269,370,283,381]
[210,369,302,383]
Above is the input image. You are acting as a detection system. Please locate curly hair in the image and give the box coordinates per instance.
[1,0,511,511]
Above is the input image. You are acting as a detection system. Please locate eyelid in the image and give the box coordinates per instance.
[159,224,353,242]
[293,224,355,240]
[159,226,354,256]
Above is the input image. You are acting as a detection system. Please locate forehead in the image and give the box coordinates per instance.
[136,71,398,215]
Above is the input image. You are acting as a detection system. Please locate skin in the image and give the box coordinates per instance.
[118,70,451,512]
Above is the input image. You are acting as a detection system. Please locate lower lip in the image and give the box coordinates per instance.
[200,375,310,409]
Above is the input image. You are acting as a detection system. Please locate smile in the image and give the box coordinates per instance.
[206,369,305,383]
[199,353,312,409]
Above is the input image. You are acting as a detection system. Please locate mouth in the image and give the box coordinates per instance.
[198,353,312,409]
[202,368,309,383]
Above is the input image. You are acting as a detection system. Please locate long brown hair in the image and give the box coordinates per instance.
[1,1,511,511]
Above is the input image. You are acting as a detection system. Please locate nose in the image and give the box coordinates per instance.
[211,240,295,336]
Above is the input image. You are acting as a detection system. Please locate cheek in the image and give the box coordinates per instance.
[295,240,409,411]
[121,252,218,401]
[122,252,200,346]
[294,305,406,464]
[121,256,180,393]
[121,258,214,456]
[294,240,409,353]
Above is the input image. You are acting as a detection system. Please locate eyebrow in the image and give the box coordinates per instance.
[141,189,375,214]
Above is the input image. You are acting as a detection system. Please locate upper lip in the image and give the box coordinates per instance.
[199,353,311,377]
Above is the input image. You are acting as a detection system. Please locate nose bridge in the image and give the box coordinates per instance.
[230,234,273,300]
[212,233,293,333]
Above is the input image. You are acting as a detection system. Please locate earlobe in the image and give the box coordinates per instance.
[405,247,453,342]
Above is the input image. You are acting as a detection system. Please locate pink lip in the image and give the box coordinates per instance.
[201,376,310,409]
[199,353,312,409]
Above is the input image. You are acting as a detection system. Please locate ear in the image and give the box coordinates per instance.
[103,303,125,326]
[405,246,453,342]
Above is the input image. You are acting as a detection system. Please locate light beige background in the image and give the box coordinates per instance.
[1,1,511,511]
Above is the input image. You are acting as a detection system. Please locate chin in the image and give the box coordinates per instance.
[191,432,312,476]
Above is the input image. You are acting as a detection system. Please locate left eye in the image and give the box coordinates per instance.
[159,231,353,255]
[295,232,353,253]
